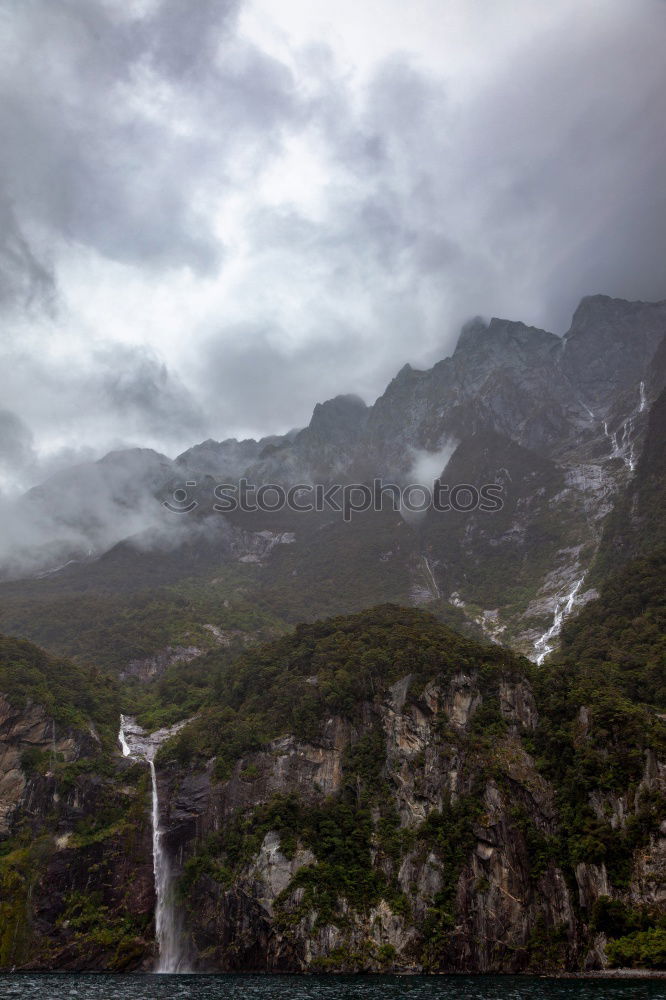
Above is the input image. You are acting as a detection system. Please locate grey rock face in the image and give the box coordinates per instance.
[1,645,663,974]
[144,667,661,974]
[0,699,156,970]
[0,694,81,834]
[120,646,203,683]
[561,295,666,412]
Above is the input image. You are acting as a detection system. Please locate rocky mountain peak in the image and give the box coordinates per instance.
[567,293,663,334]
[301,393,368,442]
[562,295,666,410]
[454,315,559,362]
[453,316,488,351]
[98,447,171,466]
[393,362,417,380]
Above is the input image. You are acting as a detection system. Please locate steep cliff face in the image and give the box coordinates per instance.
[0,637,155,970]
[189,296,662,660]
[143,607,666,974]
[0,708,155,970]
[154,679,662,974]
[0,694,80,835]
[1,602,664,973]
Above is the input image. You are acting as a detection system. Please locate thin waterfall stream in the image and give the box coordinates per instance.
[118,714,188,973]
[422,555,441,600]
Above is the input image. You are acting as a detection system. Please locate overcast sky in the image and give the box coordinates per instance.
[1,0,665,490]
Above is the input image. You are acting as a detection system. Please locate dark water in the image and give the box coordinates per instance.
[0,975,664,1000]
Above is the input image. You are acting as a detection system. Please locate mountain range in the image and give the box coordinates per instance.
[1,293,664,663]
[0,293,665,974]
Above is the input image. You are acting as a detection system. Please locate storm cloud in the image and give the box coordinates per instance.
[0,0,665,487]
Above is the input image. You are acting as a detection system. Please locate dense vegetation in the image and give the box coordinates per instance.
[1,526,665,972]
[158,593,666,970]
[0,633,119,739]
[0,564,283,674]
[556,549,666,708]
[157,604,526,773]
[0,577,664,971]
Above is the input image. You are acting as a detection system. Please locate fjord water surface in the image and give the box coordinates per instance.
[0,975,663,999]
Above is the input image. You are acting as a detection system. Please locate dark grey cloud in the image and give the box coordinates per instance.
[0,0,297,276]
[0,0,305,475]
[449,7,666,331]
[329,18,666,336]
[0,0,665,476]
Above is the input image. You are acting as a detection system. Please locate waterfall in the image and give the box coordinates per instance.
[118,715,187,973]
[603,420,623,461]
[118,718,131,757]
[533,575,585,665]
[422,556,441,600]
[603,381,649,472]
[149,761,182,973]
[626,380,649,471]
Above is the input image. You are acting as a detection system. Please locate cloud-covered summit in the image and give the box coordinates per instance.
[0,0,665,489]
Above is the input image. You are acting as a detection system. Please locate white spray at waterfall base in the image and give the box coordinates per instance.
[118,714,188,973]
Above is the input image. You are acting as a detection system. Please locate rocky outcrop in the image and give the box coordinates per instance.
[0,694,83,834]
[2,637,664,975]
[145,669,664,975]
[630,823,666,908]
[120,646,203,683]
[454,781,577,972]
[233,530,296,564]
[576,863,611,910]
[0,697,155,970]
[499,679,538,731]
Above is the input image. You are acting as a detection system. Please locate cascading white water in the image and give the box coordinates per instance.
[533,576,585,665]
[118,715,187,973]
[626,380,649,471]
[118,718,131,757]
[603,380,649,472]
[603,420,623,461]
[149,760,182,973]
